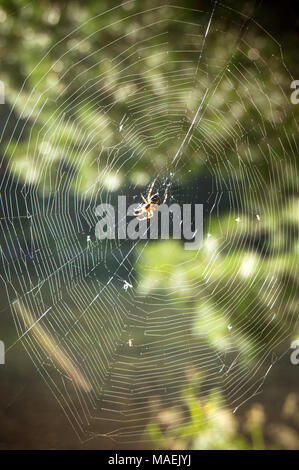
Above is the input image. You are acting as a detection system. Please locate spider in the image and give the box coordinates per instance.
[134,180,168,221]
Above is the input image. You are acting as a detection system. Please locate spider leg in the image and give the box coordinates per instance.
[137,213,149,221]
[148,179,156,200]
[135,206,145,216]
[134,207,142,215]
[141,193,147,204]
[162,187,168,204]
[137,207,154,221]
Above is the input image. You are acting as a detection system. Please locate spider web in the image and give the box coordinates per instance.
[0,0,298,444]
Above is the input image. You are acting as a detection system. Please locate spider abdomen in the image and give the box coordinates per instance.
[151,194,161,205]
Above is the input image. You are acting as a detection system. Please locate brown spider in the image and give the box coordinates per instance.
[134,180,168,221]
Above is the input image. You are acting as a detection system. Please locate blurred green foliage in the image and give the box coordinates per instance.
[1,0,297,194]
[144,376,257,450]
[144,374,299,450]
